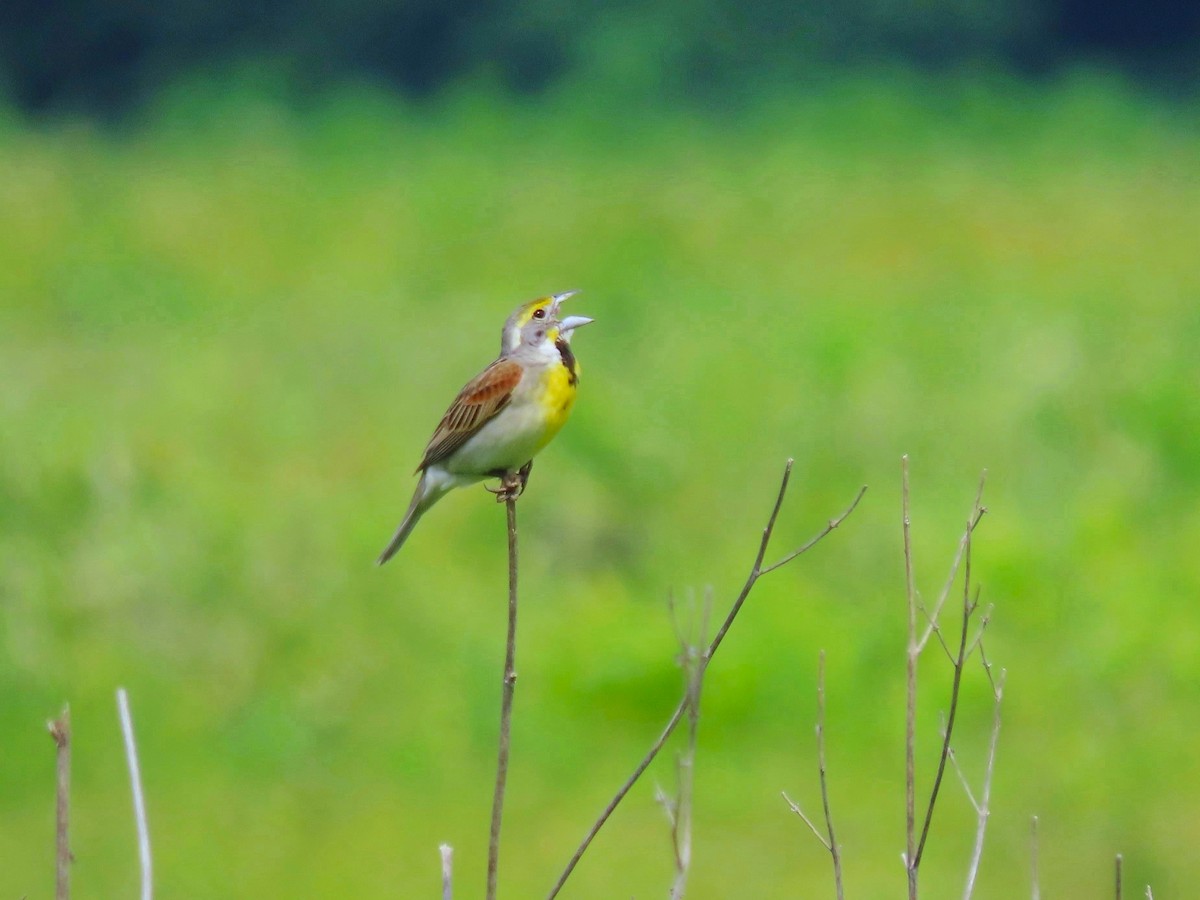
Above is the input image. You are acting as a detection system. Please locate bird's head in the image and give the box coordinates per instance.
[501,290,593,354]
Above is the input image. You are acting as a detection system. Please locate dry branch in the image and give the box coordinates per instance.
[439,843,453,900]
[903,455,918,898]
[903,460,994,899]
[952,669,1006,899]
[1030,817,1040,900]
[656,590,710,899]
[546,460,867,899]
[116,688,152,900]
[782,650,843,900]
[486,472,523,900]
[47,705,71,900]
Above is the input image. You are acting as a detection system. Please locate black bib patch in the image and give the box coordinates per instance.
[555,338,579,386]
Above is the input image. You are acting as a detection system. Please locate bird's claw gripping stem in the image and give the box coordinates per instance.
[488,461,532,503]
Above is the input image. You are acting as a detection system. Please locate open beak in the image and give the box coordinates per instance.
[550,290,592,336]
[549,289,580,318]
[558,314,594,335]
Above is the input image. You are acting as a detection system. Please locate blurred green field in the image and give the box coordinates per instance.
[2,72,1199,897]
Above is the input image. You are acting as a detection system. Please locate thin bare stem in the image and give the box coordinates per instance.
[784,651,844,900]
[546,463,867,899]
[440,844,453,900]
[47,705,71,900]
[661,591,710,899]
[947,748,973,805]
[815,652,845,900]
[1115,854,1124,900]
[913,510,974,870]
[903,456,918,900]
[978,644,1000,697]
[487,479,521,900]
[905,463,991,898]
[116,688,152,900]
[1030,817,1040,900]
[756,491,866,576]
[915,473,987,654]
[965,605,994,660]
[783,792,830,849]
[961,670,1006,900]
[548,698,687,899]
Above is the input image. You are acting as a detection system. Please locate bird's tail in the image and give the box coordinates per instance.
[376,471,450,565]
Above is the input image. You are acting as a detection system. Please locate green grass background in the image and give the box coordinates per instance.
[2,72,1198,897]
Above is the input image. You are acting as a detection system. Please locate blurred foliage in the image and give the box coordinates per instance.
[1,72,1199,897]
[1,0,1198,115]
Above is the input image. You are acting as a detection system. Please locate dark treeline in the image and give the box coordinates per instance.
[1,0,1197,114]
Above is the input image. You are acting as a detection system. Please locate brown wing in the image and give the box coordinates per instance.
[416,357,523,471]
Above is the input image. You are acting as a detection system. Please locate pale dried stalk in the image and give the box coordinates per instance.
[903,456,918,900]
[782,650,843,900]
[657,591,710,899]
[903,461,989,899]
[440,844,453,900]
[913,574,975,872]
[116,688,152,900]
[782,791,829,849]
[486,474,522,900]
[949,669,1006,899]
[47,705,71,900]
[1030,817,1040,900]
[915,484,987,656]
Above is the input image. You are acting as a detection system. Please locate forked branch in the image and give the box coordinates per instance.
[655,590,711,899]
[949,668,1006,899]
[903,459,995,900]
[782,650,844,900]
[546,460,866,899]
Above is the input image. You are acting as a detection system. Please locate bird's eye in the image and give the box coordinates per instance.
[533,308,546,319]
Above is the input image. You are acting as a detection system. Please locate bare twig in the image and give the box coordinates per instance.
[904,463,990,898]
[783,791,830,850]
[958,670,1006,899]
[546,461,867,899]
[815,652,844,900]
[1030,817,1040,900]
[915,475,987,655]
[116,688,152,900]
[553,699,687,898]
[439,844,453,900]
[657,590,710,899]
[47,705,71,900]
[912,539,975,870]
[1115,854,1123,900]
[903,457,918,900]
[783,650,844,900]
[487,474,522,900]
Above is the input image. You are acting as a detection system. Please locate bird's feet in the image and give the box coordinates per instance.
[488,463,531,503]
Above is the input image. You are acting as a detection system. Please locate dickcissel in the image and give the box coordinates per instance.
[377,291,593,564]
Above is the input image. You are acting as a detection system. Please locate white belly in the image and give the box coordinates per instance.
[444,393,550,476]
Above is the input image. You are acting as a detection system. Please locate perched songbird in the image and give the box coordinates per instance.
[377,291,593,564]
